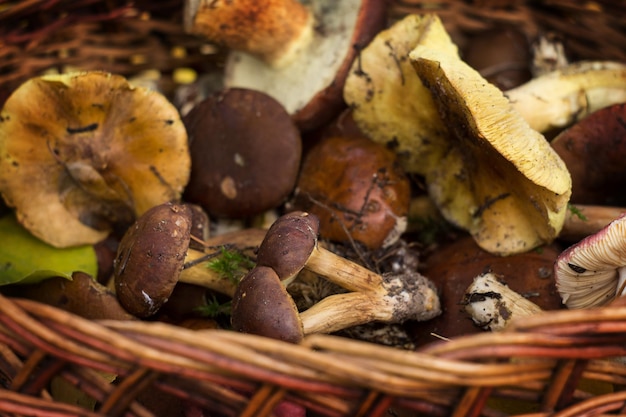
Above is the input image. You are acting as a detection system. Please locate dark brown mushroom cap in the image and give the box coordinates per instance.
[183,88,302,218]
[0,71,190,248]
[551,103,626,206]
[256,211,320,282]
[231,266,304,343]
[114,202,192,318]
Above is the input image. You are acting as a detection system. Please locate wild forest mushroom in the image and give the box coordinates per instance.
[408,32,572,256]
[114,202,265,317]
[411,234,563,346]
[232,211,441,338]
[551,103,626,206]
[463,272,544,332]
[343,14,454,177]
[504,61,626,133]
[231,266,304,343]
[292,134,411,250]
[0,71,190,248]
[183,88,302,219]
[554,213,626,309]
[185,0,387,131]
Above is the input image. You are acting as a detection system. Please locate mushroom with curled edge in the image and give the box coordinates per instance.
[343,14,455,178]
[0,71,190,248]
[232,211,441,338]
[184,0,387,131]
[408,33,572,256]
[183,88,302,219]
[114,202,266,317]
[555,213,626,310]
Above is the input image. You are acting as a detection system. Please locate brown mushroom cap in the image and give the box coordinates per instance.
[256,211,320,283]
[183,88,302,219]
[551,103,626,206]
[0,71,190,248]
[114,202,192,317]
[231,266,304,343]
[293,134,411,250]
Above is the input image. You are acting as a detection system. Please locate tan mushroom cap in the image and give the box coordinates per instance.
[0,71,190,248]
[555,214,626,309]
[408,44,572,256]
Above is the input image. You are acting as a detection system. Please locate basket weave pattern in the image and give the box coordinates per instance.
[1,1,626,416]
[3,294,626,416]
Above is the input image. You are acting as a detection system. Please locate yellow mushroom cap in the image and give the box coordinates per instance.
[409,45,572,256]
[343,14,457,176]
[0,71,190,248]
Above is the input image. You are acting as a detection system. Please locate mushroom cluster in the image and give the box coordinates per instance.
[231,211,441,343]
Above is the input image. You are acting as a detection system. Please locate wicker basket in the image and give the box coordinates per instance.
[1,1,626,416]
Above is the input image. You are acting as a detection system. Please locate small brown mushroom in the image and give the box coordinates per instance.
[114,202,265,317]
[231,266,304,343]
[234,211,441,336]
[292,134,411,250]
[187,0,387,130]
[183,88,302,219]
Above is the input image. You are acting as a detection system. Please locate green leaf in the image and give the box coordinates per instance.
[0,214,98,285]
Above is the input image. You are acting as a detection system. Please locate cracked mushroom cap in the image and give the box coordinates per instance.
[183,88,302,219]
[408,42,572,256]
[222,0,387,131]
[114,202,192,318]
[0,71,190,248]
[555,213,626,309]
[231,266,304,343]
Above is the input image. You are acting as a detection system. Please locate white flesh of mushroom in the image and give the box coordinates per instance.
[224,0,361,115]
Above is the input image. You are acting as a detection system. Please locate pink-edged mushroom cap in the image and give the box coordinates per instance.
[555,213,626,309]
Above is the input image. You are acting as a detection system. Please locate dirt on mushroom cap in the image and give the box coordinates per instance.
[0,71,190,248]
[408,44,572,256]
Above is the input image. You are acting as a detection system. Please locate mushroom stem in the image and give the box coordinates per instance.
[299,271,440,334]
[505,61,626,133]
[303,245,383,293]
[184,0,314,68]
[180,228,267,297]
[463,272,543,331]
[560,204,626,242]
